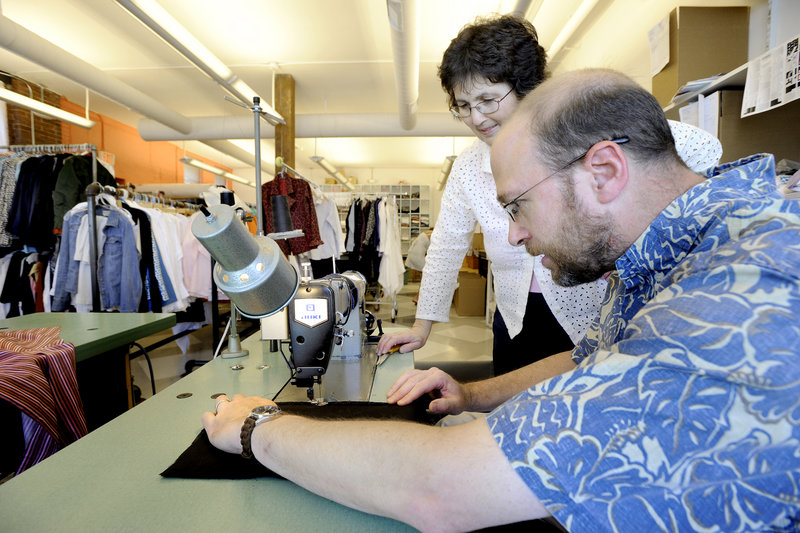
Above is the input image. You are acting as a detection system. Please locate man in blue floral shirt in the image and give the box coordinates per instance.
[482,68,800,532]
[204,69,800,532]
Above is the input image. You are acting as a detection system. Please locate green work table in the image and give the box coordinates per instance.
[0,312,176,429]
[0,311,176,362]
[0,332,416,532]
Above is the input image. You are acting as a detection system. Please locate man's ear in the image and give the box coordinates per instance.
[583,141,628,204]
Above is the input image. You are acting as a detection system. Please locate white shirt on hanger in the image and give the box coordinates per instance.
[309,193,346,261]
[378,196,405,299]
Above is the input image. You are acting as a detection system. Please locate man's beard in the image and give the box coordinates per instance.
[526,190,622,287]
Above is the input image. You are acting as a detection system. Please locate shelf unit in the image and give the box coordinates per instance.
[661,59,800,164]
[662,64,748,114]
[320,183,430,256]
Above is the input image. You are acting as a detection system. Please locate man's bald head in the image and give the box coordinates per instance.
[504,69,682,172]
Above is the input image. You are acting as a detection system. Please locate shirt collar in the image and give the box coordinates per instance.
[615,154,776,290]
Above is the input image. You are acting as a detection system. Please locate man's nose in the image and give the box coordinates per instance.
[507,218,529,247]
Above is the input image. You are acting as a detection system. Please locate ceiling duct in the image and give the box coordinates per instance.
[386,0,420,131]
[0,14,192,134]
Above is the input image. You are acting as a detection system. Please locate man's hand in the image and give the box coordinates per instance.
[201,393,277,454]
[386,367,470,414]
[376,320,433,355]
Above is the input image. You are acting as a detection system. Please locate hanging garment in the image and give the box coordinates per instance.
[145,208,190,312]
[0,251,36,318]
[119,202,162,312]
[308,192,346,261]
[261,172,323,256]
[378,197,404,299]
[405,231,431,271]
[0,327,87,475]
[182,211,228,302]
[52,154,116,230]
[52,204,141,312]
[6,154,68,252]
[344,200,356,252]
[0,153,30,248]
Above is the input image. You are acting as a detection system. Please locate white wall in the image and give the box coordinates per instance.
[551,0,769,90]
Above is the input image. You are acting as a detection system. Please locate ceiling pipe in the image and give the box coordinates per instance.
[202,139,274,178]
[0,15,273,169]
[547,0,601,60]
[386,0,420,131]
[139,113,467,141]
[509,0,544,18]
[0,14,192,134]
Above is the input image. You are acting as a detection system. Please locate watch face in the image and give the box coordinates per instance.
[252,405,280,417]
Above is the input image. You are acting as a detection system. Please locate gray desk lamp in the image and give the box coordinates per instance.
[192,203,299,358]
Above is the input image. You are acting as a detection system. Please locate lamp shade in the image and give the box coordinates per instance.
[192,204,298,318]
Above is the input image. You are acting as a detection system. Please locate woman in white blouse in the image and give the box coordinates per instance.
[377,15,721,376]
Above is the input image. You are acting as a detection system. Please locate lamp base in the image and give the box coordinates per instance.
[221,348,249,359]
[222,306,249,359]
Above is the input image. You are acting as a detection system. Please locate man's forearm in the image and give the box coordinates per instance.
[465,350,576,412]
[251,416,547,531]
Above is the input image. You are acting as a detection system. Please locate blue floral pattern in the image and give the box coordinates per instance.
[487,154,800,532]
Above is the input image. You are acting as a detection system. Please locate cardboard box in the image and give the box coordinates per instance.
[472,232,484,252]
[715,90,800,163]
[453,268,486,316]
[652,7,749,107]
[461,253,479,270]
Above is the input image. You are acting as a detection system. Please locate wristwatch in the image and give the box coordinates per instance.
[240,404,283,459]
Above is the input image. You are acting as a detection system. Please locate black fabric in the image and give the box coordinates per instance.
[161,400,443,479]
[477,516,568,532]
[310,258,336,279]
[492,292,574,376]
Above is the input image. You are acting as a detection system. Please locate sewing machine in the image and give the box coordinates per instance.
[191,204,382,404]
[282,270,379,402]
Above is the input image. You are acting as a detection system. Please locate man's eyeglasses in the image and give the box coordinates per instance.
[502,137,630,222]
[450,87,515,119]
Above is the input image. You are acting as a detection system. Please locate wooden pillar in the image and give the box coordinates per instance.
[274,73,295,172]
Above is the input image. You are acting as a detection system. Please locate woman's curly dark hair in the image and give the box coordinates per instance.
[439,14,549,109]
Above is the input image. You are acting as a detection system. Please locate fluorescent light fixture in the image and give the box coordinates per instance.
[437,155,456,191]
[116,0,285,125]
[0,87,95,129]
[180,157,253,186]
[310,155,354,191]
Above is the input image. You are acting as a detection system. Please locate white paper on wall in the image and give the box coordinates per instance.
[648,15,670,78]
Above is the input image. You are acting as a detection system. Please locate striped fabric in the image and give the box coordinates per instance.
[0,327,87,474]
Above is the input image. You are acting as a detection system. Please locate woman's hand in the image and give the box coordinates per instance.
[376,320,433,355]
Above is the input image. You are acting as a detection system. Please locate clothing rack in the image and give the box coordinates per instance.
[275,158,321,190]
[341,192,404,322]
[111,185,200,212]
[1,144,103,310]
